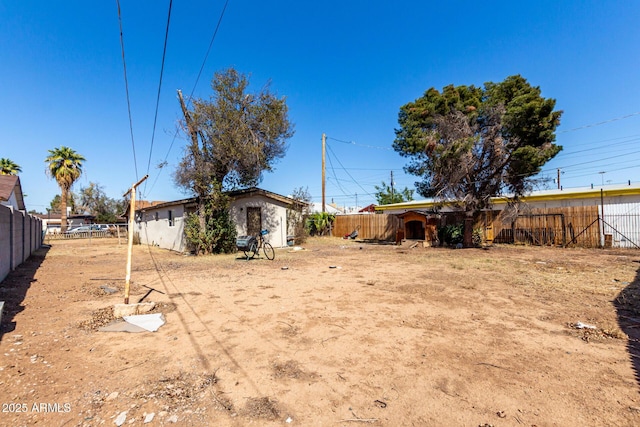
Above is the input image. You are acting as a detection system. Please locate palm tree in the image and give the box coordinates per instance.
[0,158,22,175]
[45,146,85,233]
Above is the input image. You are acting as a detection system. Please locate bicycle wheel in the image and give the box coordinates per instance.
[263,242,275,260]
[244,241,258,260]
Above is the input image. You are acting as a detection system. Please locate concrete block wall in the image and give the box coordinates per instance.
[12,210,24,269]
[0,207,10,282]
[0,205,42,283]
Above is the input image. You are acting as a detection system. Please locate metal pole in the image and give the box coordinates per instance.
[322,133,326,213]
[600,188,605,248]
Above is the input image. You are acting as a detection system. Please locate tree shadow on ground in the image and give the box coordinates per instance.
[614,260,640,389]
[0,245,49,342]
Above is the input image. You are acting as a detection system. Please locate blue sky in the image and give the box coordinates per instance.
[2,1,639,213]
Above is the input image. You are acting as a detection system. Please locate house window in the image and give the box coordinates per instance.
[168,210,174,226]
[154,212,159,221]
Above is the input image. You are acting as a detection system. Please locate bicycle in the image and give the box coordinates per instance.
[242,229,275,261]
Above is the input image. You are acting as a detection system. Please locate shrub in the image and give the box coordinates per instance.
[306,212,335,236]
[438,224,464,246]
[184,198,237,255]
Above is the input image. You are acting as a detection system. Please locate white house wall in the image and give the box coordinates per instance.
[230,195,288,248]
[136,205,186,252]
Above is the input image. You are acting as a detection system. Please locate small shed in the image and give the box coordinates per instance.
[131,187,303,252]
[396,211,439,245]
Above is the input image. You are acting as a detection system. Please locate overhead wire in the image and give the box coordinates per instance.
[143,0,174,198]
[326,136,393,151]
[116,0,139,181]
[325,143,350,196]
[558,111,640,134]
[146,0,231,196]
[325,141,375,199]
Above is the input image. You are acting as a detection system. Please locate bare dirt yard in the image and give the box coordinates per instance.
[2,238,640,427]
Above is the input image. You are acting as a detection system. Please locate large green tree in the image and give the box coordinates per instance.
[175,67,294,254]
[374,181,414,205]
[49,193,77,214]
[78,182,126,223]
[45,146,85,233]
[0,158,22,175]
[393,75,562,246]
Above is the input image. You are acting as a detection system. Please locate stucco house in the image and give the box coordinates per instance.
[0,175,25,211]
[132,187,305,252]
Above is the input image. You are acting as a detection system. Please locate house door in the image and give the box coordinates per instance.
[247,207,262,237]
[485,211,494,243]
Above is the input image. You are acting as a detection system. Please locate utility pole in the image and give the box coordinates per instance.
[123,174,148,305]
[322,133,326,213]
[390,170,395,202]
[557,168,561,190]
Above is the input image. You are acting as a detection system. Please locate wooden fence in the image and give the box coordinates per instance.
[335,206,627,248]
[488,206,604,248]
[333,214,401,241]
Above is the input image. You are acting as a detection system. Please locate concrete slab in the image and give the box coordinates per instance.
[98,320,147,333]
[113,302,156,318]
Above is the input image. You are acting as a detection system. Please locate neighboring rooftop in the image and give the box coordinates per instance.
[375,182,640,212]
[0,175,25,210]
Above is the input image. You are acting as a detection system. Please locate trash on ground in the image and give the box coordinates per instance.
[613,279,630,285]
[573,321,596,330]
[123,313,166,332]
[98,313,166,333]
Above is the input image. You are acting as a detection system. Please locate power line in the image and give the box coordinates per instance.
[558,111,640,134]
[325,141,375,198]
[116,0,139,181]
[325,145,350,196]
[188,0,230,101]
[146,0,230,197]
[555,135,640,158]
[326,136,393,151]
[548,149,640,171]
[145,0,173,182]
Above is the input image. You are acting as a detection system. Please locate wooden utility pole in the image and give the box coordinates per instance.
[123,174,148,304]
[178,89,200,150]
[557,168,561,190]
[322,133,326,213]
[178,89,208,234]
[390,170,395,202]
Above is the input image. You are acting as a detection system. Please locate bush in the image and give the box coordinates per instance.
[438,224,483,247]
[184,198,237,255]
[438,224,463,246]
[306,212,335,236]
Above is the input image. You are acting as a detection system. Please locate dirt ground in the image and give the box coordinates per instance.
[1,238,640,427]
